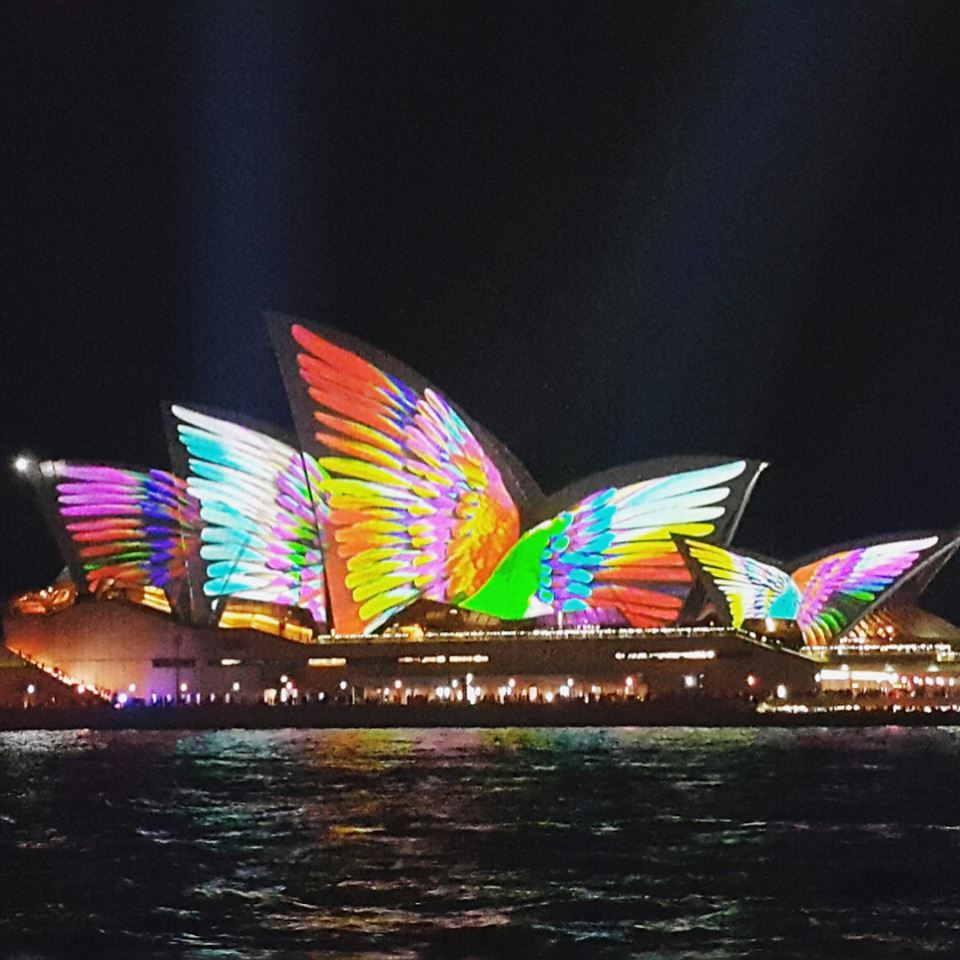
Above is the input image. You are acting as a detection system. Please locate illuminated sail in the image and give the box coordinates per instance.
[167,405,329,628]
[678,534,955,645]
[37,461,195,614]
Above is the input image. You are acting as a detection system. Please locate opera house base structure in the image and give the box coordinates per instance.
[6,314,960,716]
[3,599,819,708]
[9,593,960,713]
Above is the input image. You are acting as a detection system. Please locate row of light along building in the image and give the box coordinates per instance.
[4,316,959,708]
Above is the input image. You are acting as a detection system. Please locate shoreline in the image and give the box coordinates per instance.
[1,700,956,731]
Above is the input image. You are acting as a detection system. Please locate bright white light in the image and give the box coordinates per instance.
[339,680,348,691]
[128,683,136,693]
[451,678,459,688]
[776,684,788,699]
[622,649,717,661]
[13,454,33,474]
[683,674,698,689]
[819,669,897,683]
[507,678,516,689]
[394,679,402,689]
[26,684,36,695]
[77,684,86,694]
[435,686,445,698]
[232,681,240,692]
[117,692,128,705]
[465,673,473,684]
[559,684,570,697]
[180,682,188,693]
[625,676,634,688]
[544,691,555,703]
[280,674,289,684]
[566,678,574,688]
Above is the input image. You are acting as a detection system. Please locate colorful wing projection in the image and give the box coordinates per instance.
[791,539,939,645]
[675,539,799,627]
[271,321,528,632]
[168,405,329,627]
[463,460,753,627]
[37,461,195,611]
[678,535,947,646]
[271,316,765,633]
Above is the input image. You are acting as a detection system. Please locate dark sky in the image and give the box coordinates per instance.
[3,3,960,618]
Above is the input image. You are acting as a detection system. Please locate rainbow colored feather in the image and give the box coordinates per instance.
[678,536,941,645]
[51,463,194,599]
[283,325,521,632]
[170,405,329,627]
[463,461,748,627]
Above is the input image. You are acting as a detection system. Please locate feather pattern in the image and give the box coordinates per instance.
[792,537,938,645]
[290,325,519,632]
[276,320,764,633]
[464,461,749,627]
[171,405,329,626]
[679,540,797,628]
[53,464,194,595]
[679,535,940,645]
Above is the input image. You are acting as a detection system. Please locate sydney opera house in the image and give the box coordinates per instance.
[4,316,959,708]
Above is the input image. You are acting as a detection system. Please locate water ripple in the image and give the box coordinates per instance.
[3,727,960,957]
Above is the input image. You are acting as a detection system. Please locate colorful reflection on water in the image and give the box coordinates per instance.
[2,726,960,958]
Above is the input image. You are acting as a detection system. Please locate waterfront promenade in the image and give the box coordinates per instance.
[2,695,959,730]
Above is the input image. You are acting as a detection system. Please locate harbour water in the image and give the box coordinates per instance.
[2,726,960,958]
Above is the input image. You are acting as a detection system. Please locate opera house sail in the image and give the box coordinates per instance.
[165,404,328,639]
[31,460,197,616]
[676,532,960,648]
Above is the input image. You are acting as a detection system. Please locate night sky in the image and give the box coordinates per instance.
[3,4,960,618]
